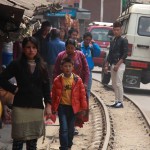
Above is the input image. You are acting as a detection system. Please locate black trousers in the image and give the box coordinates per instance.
[12,139,37,150]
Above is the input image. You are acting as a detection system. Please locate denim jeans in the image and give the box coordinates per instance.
[87,71,92,100]
[58,104,76,150]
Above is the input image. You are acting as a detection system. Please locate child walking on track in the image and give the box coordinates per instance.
[51,57,88,150]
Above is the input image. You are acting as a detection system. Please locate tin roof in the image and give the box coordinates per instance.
[0,0,50,17]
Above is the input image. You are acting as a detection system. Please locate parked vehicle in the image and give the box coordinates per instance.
[102,2,150,88]
[87,22,113,67]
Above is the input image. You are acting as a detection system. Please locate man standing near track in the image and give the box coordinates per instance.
[104,21,128,108]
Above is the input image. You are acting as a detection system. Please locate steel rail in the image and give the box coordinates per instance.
[92,77,150,129]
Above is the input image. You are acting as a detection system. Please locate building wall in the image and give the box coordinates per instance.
[82,0,101,26]
[104,0,121,22]
[82,0,121,26]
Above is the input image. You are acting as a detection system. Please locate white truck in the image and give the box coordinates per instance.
[102,2,150,88]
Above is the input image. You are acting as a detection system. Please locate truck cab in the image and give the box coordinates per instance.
[119,3,150,88]
[102,3,150,88]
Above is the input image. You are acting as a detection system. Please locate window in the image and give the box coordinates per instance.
[91,28,112,42]
[138,17,150,37]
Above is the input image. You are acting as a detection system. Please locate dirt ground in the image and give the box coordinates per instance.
[0,80,150,150]
[92,80,150,150]
[46,80,150,150]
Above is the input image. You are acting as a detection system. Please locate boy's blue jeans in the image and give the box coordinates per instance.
[87,71,92,100]
[58,104,76,150]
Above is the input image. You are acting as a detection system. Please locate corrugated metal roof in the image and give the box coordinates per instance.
[0,0,50,17]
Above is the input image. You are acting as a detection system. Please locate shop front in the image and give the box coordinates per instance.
[45,7,91,37]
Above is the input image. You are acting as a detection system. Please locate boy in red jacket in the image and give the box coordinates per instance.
[51,57,88,150]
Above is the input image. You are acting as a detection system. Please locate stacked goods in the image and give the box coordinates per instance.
[65,14,72,29]
[65,14,80,37]
[71,19,80,38]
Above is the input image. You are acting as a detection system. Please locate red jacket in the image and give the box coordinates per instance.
[51,74,88,114]
[53,50,90,86]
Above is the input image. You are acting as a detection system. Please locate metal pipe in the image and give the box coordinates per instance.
[100,0,104,21]
[79,0,82,8]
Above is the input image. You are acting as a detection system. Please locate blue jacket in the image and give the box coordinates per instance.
[48,38,65,65]
[80,42,101,70]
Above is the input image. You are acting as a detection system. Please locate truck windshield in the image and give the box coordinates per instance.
[138,17,150,37]
[91,28,111,42]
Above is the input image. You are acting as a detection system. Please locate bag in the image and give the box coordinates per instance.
[75,110,89,128]
[75,96,89,128]
[45,114,57,125]
[102,72,111,85]
[0,88,14,105]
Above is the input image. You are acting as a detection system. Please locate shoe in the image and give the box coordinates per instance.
[74,128,79,135]
[113,102,123,108]
[107,102,118,107]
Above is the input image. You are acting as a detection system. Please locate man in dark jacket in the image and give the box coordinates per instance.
[48,28,65,90]
[104,21,128,108]
[33,21,52,86]
[33,21,51,64]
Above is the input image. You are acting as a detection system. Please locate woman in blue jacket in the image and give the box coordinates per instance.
[80,32,101,99]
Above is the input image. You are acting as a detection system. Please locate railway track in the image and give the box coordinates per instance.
[1,78,149,150]
[92,79,150,150]
[42,79,150,150]
[45,91,110,150]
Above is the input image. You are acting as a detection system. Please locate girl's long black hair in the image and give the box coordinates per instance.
[21,36,49,81]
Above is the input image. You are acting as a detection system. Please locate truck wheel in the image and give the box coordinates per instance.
[141,71,150,84]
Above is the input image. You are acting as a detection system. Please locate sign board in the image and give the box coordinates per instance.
[76,12,91,20]
[46,8,76,17]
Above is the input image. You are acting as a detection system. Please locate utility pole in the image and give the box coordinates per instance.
[79,0,83,8]
[100,0,104,21]
[120,0,123,13]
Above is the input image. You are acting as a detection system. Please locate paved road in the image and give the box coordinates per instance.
[92,67,150,126]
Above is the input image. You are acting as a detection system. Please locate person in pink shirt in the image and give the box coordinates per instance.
[53,38,89,88]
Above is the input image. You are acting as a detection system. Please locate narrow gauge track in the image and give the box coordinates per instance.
[40,78,150,150]
[92,79,150,150]
[44,91,110,150]
[1,72,148,149]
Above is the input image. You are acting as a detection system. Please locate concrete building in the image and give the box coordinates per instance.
[82,0,121,26]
